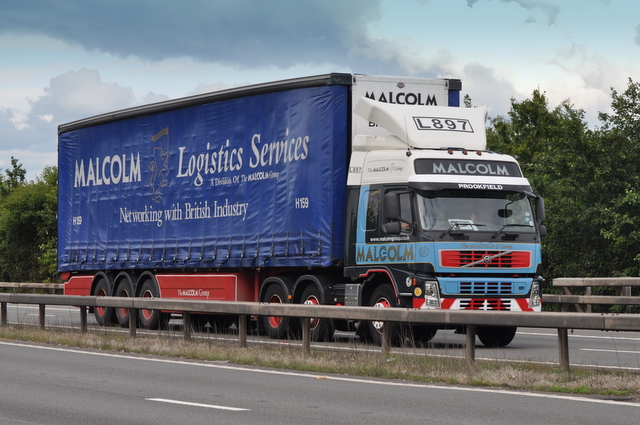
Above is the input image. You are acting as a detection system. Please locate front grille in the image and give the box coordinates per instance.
[441,250,531,268]
[460,281,513,295]
[459,298,511,310]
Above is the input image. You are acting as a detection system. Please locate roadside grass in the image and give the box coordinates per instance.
[1,324,639,400]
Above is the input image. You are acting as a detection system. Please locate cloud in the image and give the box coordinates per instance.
[0,68,142,178]
[459,63,524,118]
[0,0,384,69]
[30,69,135,126]
[466,0,559,25]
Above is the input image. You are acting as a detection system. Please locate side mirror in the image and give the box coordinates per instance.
[383,192,401,221]
[383,221,401,235]
[538,224,547,238]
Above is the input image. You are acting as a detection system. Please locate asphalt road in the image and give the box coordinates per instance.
[1,340,640,425]
[4,304,640,371]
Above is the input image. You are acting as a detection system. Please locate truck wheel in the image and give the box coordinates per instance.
[260,283,291,339]
[366,285,399,346]
[114,280,133,328]
[477,326,517,347]
[138,279,169,330]
[409,325,438,346]
[299,286,334,342]
[93,278,115,326]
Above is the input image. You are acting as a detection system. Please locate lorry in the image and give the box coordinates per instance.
[58,73,546,347]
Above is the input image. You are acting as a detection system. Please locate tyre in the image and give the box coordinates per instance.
[299,285,335,342]
[477,326,517,347]
[138,278,169,330]
[260,283,292,339]
[408,324,438,346]
[114,279,134,328]
[366,285,399,346]
[93,278,115,326]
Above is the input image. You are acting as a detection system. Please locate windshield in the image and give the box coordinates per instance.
[416,189,536,233]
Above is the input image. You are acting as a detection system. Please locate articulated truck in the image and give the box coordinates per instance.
[59,73,545,347]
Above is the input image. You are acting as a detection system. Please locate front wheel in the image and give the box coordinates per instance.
[477,326,517,347]
[365,285,399,346]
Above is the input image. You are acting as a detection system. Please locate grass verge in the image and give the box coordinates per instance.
[1,324,639,400]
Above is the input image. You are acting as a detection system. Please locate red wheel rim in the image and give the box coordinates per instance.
[95,287,107,317]
[117,287,129,319]
[268,294,283,329]
[372,297,391,333]
[303,295,320,330]
[141,289,154,320]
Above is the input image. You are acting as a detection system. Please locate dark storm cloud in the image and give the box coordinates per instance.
[0,0,383,68]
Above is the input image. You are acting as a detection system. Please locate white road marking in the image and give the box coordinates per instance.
[581,348,640,354]
[146,398,249,411]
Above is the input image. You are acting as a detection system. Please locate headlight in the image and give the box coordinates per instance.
[424,281,441,307]
[529,282,541,307]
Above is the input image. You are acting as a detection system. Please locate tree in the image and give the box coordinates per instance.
[487,89,599,281]
[0,156,27,197]
[486,80,640,313]
[592,78,640,276]
[0,165,58,282]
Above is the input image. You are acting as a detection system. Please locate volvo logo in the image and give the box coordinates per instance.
[483,255,492,264]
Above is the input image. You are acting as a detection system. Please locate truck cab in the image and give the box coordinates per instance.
[344,97,545,346]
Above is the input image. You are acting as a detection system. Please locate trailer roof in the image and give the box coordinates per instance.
[57,73,355,135]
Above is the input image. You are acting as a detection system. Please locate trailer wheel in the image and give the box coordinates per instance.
[138,279,169,330]
[299,286,334,342]
[260,283,291,339]
[477,326,517,347]
[114,280,133,328]
[366,285,399,346]
[93,278,115,326]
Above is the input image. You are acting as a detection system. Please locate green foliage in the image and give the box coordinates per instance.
[487,79,640,292]
[0,157,27,197]
[0,164,58,282]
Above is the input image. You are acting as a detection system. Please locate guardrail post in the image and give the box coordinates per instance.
[558,328,570,372]
[38,304,46,329]
[621,286,632,313]
[465,325,476,365]
[80,306,87,333]
[1,301,6,326]
[128,308,137,338]
[301,318,311,354]
[381,323,392,357]
[238,315,247,348]
[182,312,192,341]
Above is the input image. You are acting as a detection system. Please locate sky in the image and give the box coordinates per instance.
[1,0,639,180]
